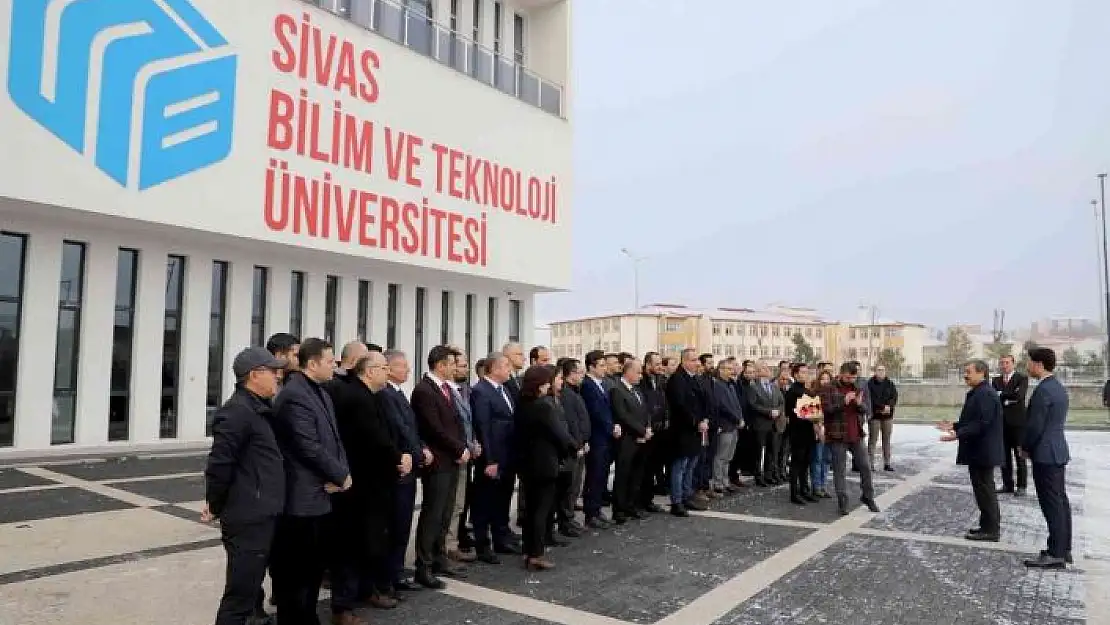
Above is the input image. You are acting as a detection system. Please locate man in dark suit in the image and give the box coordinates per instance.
[638,352,668,512]
[938,359,1004,542]
[328,352,412,619]
[269,338,351,625]
[469,352,519,562]
[992,355,1029,496]
[411,345,471,588]
[747,362,786,486]
[666,348,711,516]
[558,358,592,531]
[380,350,432,596]
[581,350,621,528]
[609,357,652,523]
[1022,347,1073,569]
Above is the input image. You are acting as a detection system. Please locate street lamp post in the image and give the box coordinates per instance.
[859,303,878,371]
[1093,198,1108,378]
[620,248,646,354]
[1099,174,1110,376]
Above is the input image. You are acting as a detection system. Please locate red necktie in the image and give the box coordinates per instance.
[440,382,454,407]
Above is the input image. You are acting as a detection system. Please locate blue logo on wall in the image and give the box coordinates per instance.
[7,0,237,190]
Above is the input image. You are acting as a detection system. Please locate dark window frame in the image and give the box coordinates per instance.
[464,293,474,360]
[440,290,451,345]
[161,255,187,439]
[487,296,497,354]
[509,298,521,343]
[386,283,399,349]
[206,260,229,436]
[251,266,269,347]
[356,279,370,343]
[52,241,86,445]
[289,270,305,339]
[108,248,139,442]
[324,275,339,344]
[414,286,427,377]
[0,232,27,448]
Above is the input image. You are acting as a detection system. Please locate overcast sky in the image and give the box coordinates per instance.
[534,0,1110,332]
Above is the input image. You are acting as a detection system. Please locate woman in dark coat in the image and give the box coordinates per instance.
[784,363,820,505]
[514,365,578,571]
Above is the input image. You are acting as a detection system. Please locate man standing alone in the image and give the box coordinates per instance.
[938,360,1004,542]
[992,355,1029,496]
[867,365,898,472]
[1022,347,1073,569]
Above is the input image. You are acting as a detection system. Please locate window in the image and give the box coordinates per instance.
[161,255,186,439]
[513,13,525,65]
[386,283,398,349]
[816,328,823,338]
[357,280,370,343]
[0,233,27,448]
[805,327,813,338]
[772,326,780,337]
[509,299,521,343]
[206,261,229,436]
[251,266,269,347]
[749,326,757,337]
[324,275,339,344]
[290,270,305,339]
[109,249,139,442]
[849,328,857,340]
[464,294,474,359]
[712,324,720,335]
[414,287,427,377]
[404,0,433,55]
[750,346,758,357]
[487,297,497,353]
[441,291,451,345]
[849,348,858,359]
[52,241,86,445]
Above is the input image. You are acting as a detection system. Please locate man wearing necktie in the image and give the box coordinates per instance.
[410,346,471,589]
[469,353,521,562]
[609,357,652,523]
[992,355,1029,496]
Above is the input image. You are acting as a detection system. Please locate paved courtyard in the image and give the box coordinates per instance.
[0,424,1108,625]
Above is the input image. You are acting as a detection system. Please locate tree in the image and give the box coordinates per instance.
[876,348,905,377]
[984,340,1012,362]
[923,361,944,379]
[1085,351,1104,377]
[792,333,815,365]
[1062,347,1083,369]
[944,327,972,368]
[1016,340,1037,371]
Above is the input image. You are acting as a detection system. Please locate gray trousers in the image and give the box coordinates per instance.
[712,429,738,489]
[829,439,875,504]
[868,419,894,466]
[563,455,586,520]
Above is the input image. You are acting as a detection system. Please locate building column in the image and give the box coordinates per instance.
[396,283,418,389]
[14,233,62,450]
[129,246,168,443]
[338,274,360,346]
[370,280,389,348]
[303,271,327,340]
[74,237,118,446]
[520,295,535,350]
[267,264,292,339]
[223,261,254,401]
[177,254,213,441]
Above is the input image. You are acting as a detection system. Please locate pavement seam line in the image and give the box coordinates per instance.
[99,471,203,485]
[849,527,1033,554]
[691,510,826,530]
[653,460,950,625]
[442,580,639,625]
[17,467,165,508]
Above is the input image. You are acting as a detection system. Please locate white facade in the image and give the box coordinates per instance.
[0,0,571,453]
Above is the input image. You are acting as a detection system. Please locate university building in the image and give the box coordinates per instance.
[0,0,572,453]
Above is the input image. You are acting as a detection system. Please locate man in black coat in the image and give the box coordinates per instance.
[204,347,286,625]
[328,352,413,618]
[269,338,351,625]
[939,359,1004,542]
[866,365,899,472]
[637,352,668,512]
[556,358,590,536]
[992,354,1029,496]
[609,357,652,523]
[666,349,711,516]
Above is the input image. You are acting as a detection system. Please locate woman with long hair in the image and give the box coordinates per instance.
[514,365,578,571]
[784,363,820,505]
[809,370,834,498]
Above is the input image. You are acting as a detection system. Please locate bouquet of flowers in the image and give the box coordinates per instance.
[794,395,824,421]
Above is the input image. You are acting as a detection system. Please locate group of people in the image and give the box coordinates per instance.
[938,349,1073,570]
[201,329,1074,625]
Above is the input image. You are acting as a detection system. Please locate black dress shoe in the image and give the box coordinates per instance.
[790,495,807,506]
[494,542,522,555]
[627,509,646,520]
[476,550,501,565]
[545,535,569,547]
[1040,549,1074,564]
[393,578,423,592]
[415,571,445,590]
[585,516,612,529]
[861,497,880,513]
[670,503,689,517]
[964,531,1000,542]
[1024,553,1067,569]
[803,492,820,503]
[612,513,628,525]
[432,563,468,578]
[641,502,666,514]
[558,524,582,538]
[684,498,708,511]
